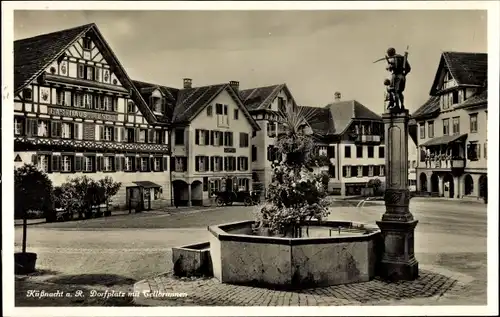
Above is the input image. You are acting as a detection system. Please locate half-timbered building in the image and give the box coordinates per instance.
[13,23,171,210]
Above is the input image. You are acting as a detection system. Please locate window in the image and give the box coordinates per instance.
[14,117,24,135]
[78,64,85,79]
[327,146,335,159]
[37,120,49,137]
[154,130,163,144]
[23,88,32,100]
[428,121,434,138]
[103,157,114,172]
[151,97,163,113]
[380,165,385,176]
[224,105,228,115]
[86,66,95,81]
[267,122,276,138]
[467,142,479,161]
[103,126,113,141]
[61,122,72,139]
[419,123,425,139]
[238,178,250,191]
[83,93,93,109]
[452,117,460,135]
[252,146,257,162]
[344,145,351,158]
[234,109,239,120]
[378,146,385,159]
[138,129,147,143]
[357,166,363,177]
[470,114,478,133]
[225,156,236,171]
[174,129,185,145]
[374,165,380,176]
[452,90,459,104]
[152,157,161,172]
[484,143,487,159]
[210,179,221,196]
[141,157,149,172]
[61,155,73,172]
[442,118,450,135]
[37,155,50,172]
[356,146,363,158]
[214,156,223,171]
[238,157,249,171]
[207,105,213,116]
[277,97,286,113]
[239,133,249,147]
[75,93,84,107]
[196,156,209,172]
[224,132,234,147]
[83,156,94,172]
[368,166,374,177]
[124,156,134,171]
[56,90,71,106]
[174,157,187,172]
[83,37,92,50]
[127,101,135,113]
[343,166,351,178]
[367,146,374,158]
[216,103,223,115]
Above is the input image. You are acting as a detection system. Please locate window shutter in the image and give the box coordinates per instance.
[115,156,121,171]
[183,157,188,171]
[244,157,248,171]
[99,126,104,140]
[113,127,119,141]
[51,122,58,137]
[204,130,210,146]
[210,156,214,171]
[31,154,38,164]
[195,156,199,172]
[96,156,102,171]
[161,98,166,114]
[148,130,154,143]
[51,155,60,172]
[121,157,126,171]
[26,119,33,136]
[113,97,118,112]
[210,131,214,146]
[239,133,243,147]
[133,157,139,171]
[170,157,175,171]
[224,157,228,171]
[204,156,209,171]
[135,128,140,142]
[73,123,79,139]
[74,156,82,172]
[163,157,168,171]
[121,127,126,142]
[195,130,200,145]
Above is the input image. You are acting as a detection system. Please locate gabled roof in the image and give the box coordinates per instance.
[430,51,487,95]
[14,23,158,124]
[298,106,335,137]
[413,51,487,120]
[323,100,382,135]
[14,23,94,93]
[239,84,286,111]
[133,80,260,130]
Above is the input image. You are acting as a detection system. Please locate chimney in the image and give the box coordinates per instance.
[334,91,341,102]
[229,81,240,91]
[183,78,192,89]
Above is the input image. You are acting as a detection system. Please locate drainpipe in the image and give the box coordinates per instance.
[168,129,174,207]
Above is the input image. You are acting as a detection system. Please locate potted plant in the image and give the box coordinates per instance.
[15,164,54,274]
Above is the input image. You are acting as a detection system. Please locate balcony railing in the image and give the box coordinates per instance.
[354,134,381,144]
[421,157,466,169]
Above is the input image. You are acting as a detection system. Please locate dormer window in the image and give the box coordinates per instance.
[152,97,162,113]
[23,88,32,100]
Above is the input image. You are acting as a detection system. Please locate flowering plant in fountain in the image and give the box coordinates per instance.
[253,104,330,238]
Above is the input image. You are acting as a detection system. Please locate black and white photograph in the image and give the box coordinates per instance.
[2,1,498,316]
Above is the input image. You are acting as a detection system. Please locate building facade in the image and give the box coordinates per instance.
[13,24,171,210]
[412,52,487,200]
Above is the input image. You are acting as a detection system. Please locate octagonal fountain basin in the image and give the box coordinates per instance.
[208,220,382,290]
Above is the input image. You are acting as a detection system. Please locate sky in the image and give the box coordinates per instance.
[13,10,487,113]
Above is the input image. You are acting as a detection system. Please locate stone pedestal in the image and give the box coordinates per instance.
[376,109,419,281]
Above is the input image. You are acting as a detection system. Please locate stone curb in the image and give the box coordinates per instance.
[132,265,477,307]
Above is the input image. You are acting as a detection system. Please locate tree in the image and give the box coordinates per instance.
[98,176,122,215]
[254,105,330,237]
[15,164,54,253]
[367,178,383,196]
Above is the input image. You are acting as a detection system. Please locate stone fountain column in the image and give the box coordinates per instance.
[376,109,419,280]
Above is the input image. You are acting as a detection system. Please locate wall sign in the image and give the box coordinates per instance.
[48,107,118,121]
[224,148,236,153]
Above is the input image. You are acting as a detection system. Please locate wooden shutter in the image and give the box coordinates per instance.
[195,130,200,145]
[148,157,153,171]
[183,157,188,171]
[113,97,118,112]
[51,122,59,137]
[74,156,82,172]
[135,128,140,142]
[239,133,243,147]
[121,157,126,171]
[31,154,37,164]
[210,156,214,171]
[204,130,210,146]
[51,155,60,172]
[99,126,104,140]
[170,157,175,171]
[96,156,102,171]
[148,130,155,143]
[115,156,121,171]
[114,127,119,141]
[204,156,209,171]
[121,127,126,142]
[195,156,200,172]
[229,132,233,146]
[134,157,140,171]
[224,157,228,171]
[163,157,168,171]
[210,131,214,146]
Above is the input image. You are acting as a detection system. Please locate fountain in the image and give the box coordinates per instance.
[173,46,417,288]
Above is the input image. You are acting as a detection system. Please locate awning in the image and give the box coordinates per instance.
[420,133,468,147]
[133,181,162,188]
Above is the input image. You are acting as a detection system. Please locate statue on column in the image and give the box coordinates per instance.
[375,47,411,112]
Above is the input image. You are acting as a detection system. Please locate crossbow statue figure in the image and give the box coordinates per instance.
[375,47,411,112]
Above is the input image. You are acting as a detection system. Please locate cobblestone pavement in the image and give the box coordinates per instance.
[13,199,488,306]
[132,265,476,306]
